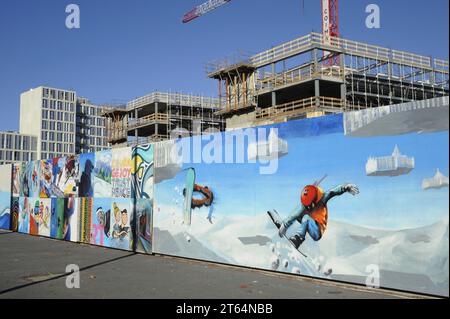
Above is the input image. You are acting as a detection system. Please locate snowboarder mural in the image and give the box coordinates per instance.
[269,176,359,251]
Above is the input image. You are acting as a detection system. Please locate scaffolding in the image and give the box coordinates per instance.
[103,92,225,147]
[207,32,449,128]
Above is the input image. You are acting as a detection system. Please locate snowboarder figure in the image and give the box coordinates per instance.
[276,183,359,249]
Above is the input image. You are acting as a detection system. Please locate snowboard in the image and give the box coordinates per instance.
[267,210,307,258]
[183,168,196,226]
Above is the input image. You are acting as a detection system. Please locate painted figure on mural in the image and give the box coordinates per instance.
[78,159,93,197]
[62,198,75,241]
[111,202,130,240]
[276,182,359,249]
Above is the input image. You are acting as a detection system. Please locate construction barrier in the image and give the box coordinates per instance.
[1,111,448,297]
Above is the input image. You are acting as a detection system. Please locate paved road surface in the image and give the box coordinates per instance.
[0,230,425,299]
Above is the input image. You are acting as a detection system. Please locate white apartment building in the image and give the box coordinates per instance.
[0,131,38,165]
[20,86,77,159]
[19,86,109,160]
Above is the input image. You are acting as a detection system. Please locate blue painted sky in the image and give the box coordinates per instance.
[0,0,449,131]
[157,115,449,230]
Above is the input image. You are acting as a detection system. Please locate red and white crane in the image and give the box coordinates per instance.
[182,0,232,24]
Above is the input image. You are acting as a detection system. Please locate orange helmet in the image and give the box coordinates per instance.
[301,185,319,211]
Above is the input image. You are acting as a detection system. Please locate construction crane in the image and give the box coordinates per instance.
[182,0,232,23]
[182,0,339,63]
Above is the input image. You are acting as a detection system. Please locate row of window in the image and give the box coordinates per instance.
[0,150,37,162]
[43,88,75,102]
[77,104,103,116]
[41,131,75,144]
[42,99,75,112]
[41,120,75,132]
[78,117,106,127]
[77,127,106,137]
[76,146,109,154]
[0,134,37,150]
[41,142,74,154]
[76,136,107,146]
[42,109,75,122]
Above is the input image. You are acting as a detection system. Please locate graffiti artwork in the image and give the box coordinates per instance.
[79,197,93,243]
[18,197,30,234]
[78,153,95,197]
[110,199,132,250]
[91,198,112,247]
[12,163,20,197]
[51,156,79,197]
[40,159,53,198]
[94,150,112,198]
[112,147,131,198]
[50,198,64,239]
[131,144,154,199]
[0,164,11,230]
[134,199,153,253]
[10,197,19,232]
[27,161,40,198]
[154,113,449,297]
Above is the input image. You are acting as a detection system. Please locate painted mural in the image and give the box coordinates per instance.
[110,199,132,250]
[18,197,30,234]
[1,111,447,297]
[79,197,93,243]
[112,147,132,198]
[93,150,112,198]
[91,198,112,247]
[10,197,19,232]
[40,159,53,198]
[132,144,154,253]
[153,112,449,297]
[12,163,20,197]
[51,156,79,197]
[78,153,94,197]
[50,198,64,239]
[0,164,12,230]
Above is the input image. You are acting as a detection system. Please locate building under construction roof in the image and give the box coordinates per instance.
[103,92,225,147]
[207,32,449,129]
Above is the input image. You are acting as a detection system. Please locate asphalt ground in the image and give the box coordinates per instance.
[0,229,430,299]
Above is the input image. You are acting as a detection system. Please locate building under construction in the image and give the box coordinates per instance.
[207,32,449,129]
[103,92,225,146]
[104,33,448,144]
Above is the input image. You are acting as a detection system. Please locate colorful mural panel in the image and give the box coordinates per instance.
[0,164,12,230]
[79,197,93,244]
[78,153,95,197]
[153,113,449,297]
[110,199,132,250]
[50,198,65,239]
[91,198,112,248]
[112,147,131,198]
[10,197,19,232]
[18,197,30,234]
[51,156,79,197]
[94,150,112,198]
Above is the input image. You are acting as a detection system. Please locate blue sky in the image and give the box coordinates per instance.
[0,0,449,131]
[157,115,449,230]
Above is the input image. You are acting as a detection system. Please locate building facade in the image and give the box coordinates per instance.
[76,98,109,154]
[19,86,109,160]
[20,86,77,159]
[207,32,449,129]
[0,131,38,165]
[104,92,225,147]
